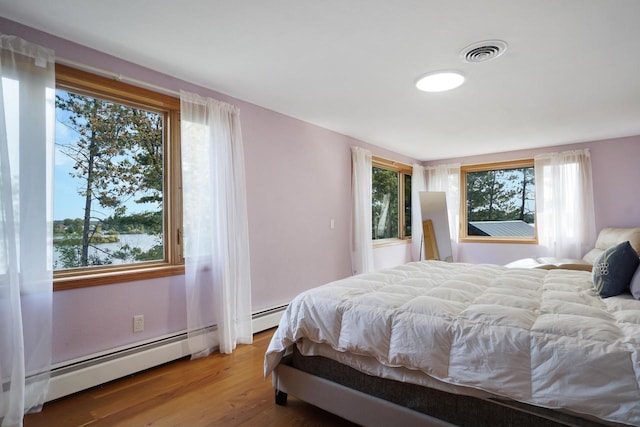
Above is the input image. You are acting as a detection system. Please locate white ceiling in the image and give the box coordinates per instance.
[1,1,639,161]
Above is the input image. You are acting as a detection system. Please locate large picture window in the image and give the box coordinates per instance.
[54,65,183,290]
[372,157,412,242]
[460,159,536,243]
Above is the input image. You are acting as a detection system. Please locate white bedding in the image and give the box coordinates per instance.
[264,261,640,425]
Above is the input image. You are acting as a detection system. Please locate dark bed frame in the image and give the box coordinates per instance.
[272,346,619,427]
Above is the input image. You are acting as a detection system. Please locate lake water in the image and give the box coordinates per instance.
[53,233,162,268]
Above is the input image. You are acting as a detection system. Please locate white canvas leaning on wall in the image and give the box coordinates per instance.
[419,191,453,262]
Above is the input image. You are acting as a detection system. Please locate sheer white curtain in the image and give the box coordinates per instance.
[0,35,54,427]
[410,164,427,261]
[535,149,596,258]
[181,91,252,356]
[424,164,461,261]
[351,146,374,274]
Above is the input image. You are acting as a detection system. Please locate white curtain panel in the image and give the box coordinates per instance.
[535,149,596,259]
[0,36,55,426]
[180,91,252,356]
[351,146,374,274]
[410,164,427,261]
[425,163,461,262]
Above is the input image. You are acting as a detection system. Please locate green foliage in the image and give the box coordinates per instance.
[101,211,163,235]
[54,244,113,270]
[110,244,143,263]
[134,244,164,261]
[55,234,119,246]
[372,167,399,239]
[466,166,535,225]
[109,242,163,263]
[55,90,164,268]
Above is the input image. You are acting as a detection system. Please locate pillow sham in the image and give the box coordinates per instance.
[592,240,639,298]
[630,265,640,300]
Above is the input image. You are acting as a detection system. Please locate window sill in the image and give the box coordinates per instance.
[54,263,185,291]
[373,238,412,248]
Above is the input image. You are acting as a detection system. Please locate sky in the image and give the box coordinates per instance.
[54,114,84,220]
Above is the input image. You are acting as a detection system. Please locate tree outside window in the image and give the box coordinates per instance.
[461,160,536,242]
[54,90,164,269]
[371,158,411,242]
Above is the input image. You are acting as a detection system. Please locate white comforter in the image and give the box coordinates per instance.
[264,261,640,425]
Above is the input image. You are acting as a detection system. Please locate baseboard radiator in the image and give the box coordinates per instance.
[46,304,287,402]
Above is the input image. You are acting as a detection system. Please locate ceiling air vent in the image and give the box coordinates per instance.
[461,40,508,63]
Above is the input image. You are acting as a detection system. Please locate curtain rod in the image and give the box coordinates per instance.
[56,56,182,98]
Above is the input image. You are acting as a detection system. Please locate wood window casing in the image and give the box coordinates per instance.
[53,65,184,291]
[460,159,537,244]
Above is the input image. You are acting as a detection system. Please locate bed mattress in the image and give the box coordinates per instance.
[265,261,640,425]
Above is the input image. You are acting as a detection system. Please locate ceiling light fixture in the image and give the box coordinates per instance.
[415,71,465,92]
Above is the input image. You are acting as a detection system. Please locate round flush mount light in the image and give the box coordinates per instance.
[415,71,465,92]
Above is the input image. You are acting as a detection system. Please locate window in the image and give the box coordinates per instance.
[460,159,536,243]
[372,157,412,242]
[53,65,183,290]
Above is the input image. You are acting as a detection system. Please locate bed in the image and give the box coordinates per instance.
[264,261,640,426]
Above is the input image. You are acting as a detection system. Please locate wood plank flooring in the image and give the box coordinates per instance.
[24,329,358,427]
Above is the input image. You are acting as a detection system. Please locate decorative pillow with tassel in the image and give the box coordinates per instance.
[593,241,639,298]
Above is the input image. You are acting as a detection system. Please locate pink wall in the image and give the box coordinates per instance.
[426,136,640,265]
[589,137,640,229]
[53,276,186,362]
[1,18,417,363]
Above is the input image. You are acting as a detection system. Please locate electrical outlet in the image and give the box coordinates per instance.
[133,314,144,332]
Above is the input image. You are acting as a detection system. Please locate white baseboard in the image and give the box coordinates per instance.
[251,304,286,333]
[47,334,190,401]
[47,305,286,402]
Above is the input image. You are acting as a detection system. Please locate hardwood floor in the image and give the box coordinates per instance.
[24,329,358,427]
